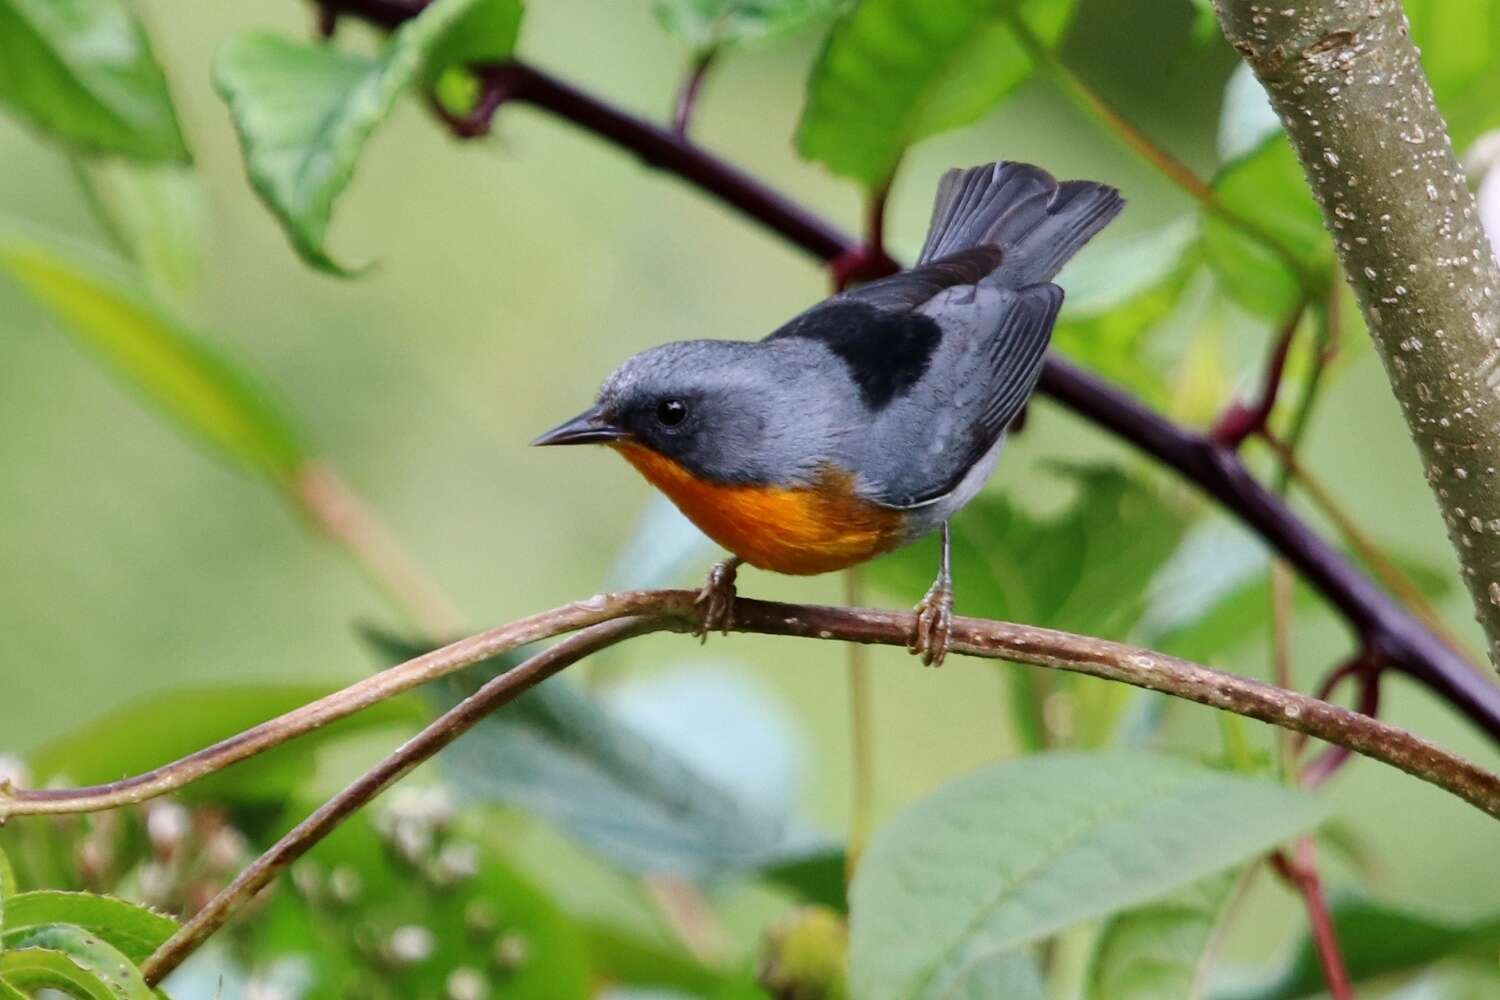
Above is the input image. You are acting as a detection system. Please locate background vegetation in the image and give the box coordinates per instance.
[0,0,1497,997]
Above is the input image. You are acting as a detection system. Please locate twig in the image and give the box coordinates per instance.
[1270,840,1354,1000]
[0,591,672,817]
[1211,301,1307,448]
[137,616,652,984]
[672,47,718,137]
[6,591,1498,824]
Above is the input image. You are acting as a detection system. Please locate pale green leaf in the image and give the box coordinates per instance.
[0,893,175,965]
[654,0,844,51]
[1086,872,1238,1000]
[367,633,816,879]
[214,0,522,273]
[0,0,188,161]
[0,232,305,482]
[848,752,1329,1000]
[73,158,202,308]
[1407,0,1500,147]
[796,0,1078,187]
[1217,61,1280,168]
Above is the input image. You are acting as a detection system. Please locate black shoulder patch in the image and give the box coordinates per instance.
[767,301,942,409]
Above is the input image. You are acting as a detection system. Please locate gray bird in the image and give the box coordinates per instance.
[536,161,1123,664]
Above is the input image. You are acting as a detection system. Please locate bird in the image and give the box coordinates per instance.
[534,161,1123,665]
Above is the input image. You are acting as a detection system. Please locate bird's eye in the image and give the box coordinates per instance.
[656,398,688,426]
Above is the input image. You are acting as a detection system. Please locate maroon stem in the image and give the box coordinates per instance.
[1271,841,1355,1000]
[672,48,717,138]
[306,1,1500,741]
[1211,299,1306,448]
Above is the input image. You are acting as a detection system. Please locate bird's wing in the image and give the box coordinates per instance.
[863,281,1063,509]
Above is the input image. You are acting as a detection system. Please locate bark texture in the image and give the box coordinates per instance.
[1216,0,1500,670]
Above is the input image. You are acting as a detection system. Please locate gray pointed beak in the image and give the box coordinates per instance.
[532,405,628,446]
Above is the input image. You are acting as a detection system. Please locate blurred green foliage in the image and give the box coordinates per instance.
[1,0,1498,997]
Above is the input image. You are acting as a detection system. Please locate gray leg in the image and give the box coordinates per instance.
[909,523,954,667]
[694,556,742,640]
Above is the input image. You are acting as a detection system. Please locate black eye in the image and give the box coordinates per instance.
[656,398,688,426]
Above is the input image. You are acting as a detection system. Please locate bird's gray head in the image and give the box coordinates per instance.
[534,339,828,485]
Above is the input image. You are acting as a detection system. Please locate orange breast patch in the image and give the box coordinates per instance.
[614,442,906,576]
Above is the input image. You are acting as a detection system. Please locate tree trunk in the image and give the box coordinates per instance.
[1215,0,1500,671]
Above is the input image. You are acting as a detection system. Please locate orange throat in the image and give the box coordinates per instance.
[614,442,906,576]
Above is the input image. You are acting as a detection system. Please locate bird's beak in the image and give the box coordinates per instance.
[532,404,628,446]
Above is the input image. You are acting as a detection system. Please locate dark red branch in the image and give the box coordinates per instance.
[306,0,1500,741]
[1299,651,1384,788]
[1271,841,1355,1000]
[1211,300,1306,448]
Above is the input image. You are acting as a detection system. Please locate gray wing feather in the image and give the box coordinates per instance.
[858,282,1063,508]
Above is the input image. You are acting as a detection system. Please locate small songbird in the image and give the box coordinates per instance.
[535,162,1122,664]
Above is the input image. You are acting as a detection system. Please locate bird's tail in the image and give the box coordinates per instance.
[916,161,1123,285]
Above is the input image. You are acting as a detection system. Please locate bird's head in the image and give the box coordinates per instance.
[533,340,802,486]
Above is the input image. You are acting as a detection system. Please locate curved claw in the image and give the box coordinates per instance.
[694,558,741,640]
[909,583,954,667]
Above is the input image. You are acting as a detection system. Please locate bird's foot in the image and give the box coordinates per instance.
[694,558,741,640]
[909,580,954,667]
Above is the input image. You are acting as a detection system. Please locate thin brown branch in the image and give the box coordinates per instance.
[0,591,676,818]
[137,616,651,985]
[6,592,1497,828]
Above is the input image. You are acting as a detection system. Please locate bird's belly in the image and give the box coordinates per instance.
[615,443,906,576]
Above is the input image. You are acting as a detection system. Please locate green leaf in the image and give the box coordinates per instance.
[1406,0,1500,147]
[1086,871,1238,1000]
[796,0,1078,187]
[654,0,846,52]
[1201,138,1329,320]
[1217,61,1280,168]
[0,948,121,1000]
[73,158,202,308]
[214,0,522,273]
[366,633,814,879]
[29,685,424,807]
[848,752,1330,1000]
[1052,220,1198,403]
[0,893,176,964]
[0,0,188,161]
[1215,896,1500,1000]
[0,979,26,999]
[0,930,152,999]
[0,232,305,483]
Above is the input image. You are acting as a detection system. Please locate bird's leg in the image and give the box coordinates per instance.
[694,556,742,640]
[910,523,954,667]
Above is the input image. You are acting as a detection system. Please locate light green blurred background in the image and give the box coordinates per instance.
[1,0,1496,965]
